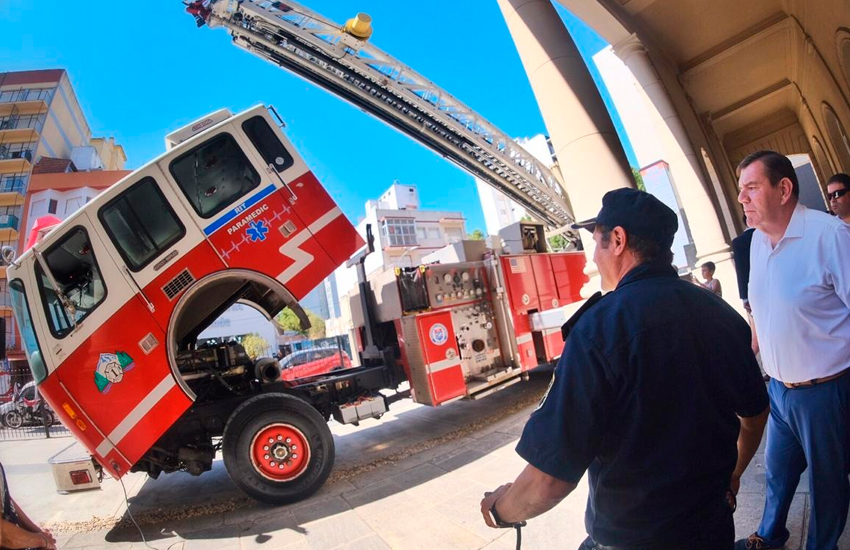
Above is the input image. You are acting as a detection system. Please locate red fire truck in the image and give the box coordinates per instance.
[6,105,586,505]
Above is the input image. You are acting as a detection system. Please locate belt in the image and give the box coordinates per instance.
[782,367,849,389]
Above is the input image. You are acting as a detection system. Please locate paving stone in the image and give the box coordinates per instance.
[240,514,308,550]
[431,448,487,474]
[181,525,241,550]
[65,529,111,548]
[298,510,372,550]
[329,533,392,550]
[432,483,507,541]
[359,502,489,550]
[292,496,352,525]
[733,492,807,550]
[343,479,424,518]
[466,431,518,454]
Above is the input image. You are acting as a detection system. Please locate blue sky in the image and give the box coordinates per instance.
[1,1,632,233]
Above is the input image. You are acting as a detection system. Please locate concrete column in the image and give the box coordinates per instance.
[497,0,634,297]
[613,35,731,262]
[613,35,745,314]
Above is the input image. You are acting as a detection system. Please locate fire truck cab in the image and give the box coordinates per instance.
[6,105,382,504]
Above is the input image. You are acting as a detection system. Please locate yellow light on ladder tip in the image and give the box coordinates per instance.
[344,12,373,40]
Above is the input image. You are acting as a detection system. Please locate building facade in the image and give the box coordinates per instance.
[497,0,850,301]
[0,69,125,367]
[327,182,467,340]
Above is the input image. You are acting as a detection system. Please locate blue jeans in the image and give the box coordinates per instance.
[757,376,850,550]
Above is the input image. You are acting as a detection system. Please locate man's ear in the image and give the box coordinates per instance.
[612,226,628,255]
[779,177,795,205]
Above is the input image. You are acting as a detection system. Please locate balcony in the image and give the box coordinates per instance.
[0,88,52,117]
[0,150,33,174]
[0,116,43,143]
[0,178,25,207]
[0,214,20,241]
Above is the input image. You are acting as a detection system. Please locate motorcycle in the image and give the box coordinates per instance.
[0,382,55,429]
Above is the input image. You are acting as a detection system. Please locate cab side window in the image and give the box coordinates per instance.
[36,227,107,338]
[99,177,185,271]
[169,133,261,219]
[242,116,294,173]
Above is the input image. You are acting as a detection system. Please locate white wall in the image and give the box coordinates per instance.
[27,187,99,236]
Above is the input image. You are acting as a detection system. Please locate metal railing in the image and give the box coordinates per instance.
[0,215,20,230]
[0,88,53,104]
[0,178,25,194]
[0,115,45,133]
[0,361,71,441]
[0,149,33,163]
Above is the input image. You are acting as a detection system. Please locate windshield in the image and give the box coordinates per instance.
[9,279,47,383]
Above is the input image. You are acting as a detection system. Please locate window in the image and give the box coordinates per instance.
[48,199,57,214]
[36,227,107,338]
[242,115,294,173]
[99,177,186,271]
[428,227,442,240]
[445,227,463,244]
[9,279,47,383]
[382,218,417,247]
[416,227,427,241]
[169,133,261,218]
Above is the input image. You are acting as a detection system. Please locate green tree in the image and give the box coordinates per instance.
[469,228,485,240]
[242,333,270,360]
[306,310,326,340]
[276,308,305,334]
[632,167,646,191]
[276,308,325,339]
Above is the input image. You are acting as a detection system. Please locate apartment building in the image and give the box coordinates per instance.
[0,69,126,368]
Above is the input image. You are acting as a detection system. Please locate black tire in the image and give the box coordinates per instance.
[4,410,22,429]
[222,393,334,505]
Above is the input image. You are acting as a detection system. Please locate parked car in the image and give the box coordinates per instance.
[279,348,352,381]
[0,381,56,429]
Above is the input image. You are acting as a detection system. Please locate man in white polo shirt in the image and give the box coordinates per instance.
[735,151,850,550]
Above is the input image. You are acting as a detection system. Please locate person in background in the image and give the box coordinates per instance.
[480,188,768,550]
[827,173,850,224]
[0,462,55,549]
[695,261,722,297]
[735,151,850,550]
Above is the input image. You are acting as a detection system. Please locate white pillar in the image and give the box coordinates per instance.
[613,34,731,262]
[614,35,745,315]
[497,0,635,297]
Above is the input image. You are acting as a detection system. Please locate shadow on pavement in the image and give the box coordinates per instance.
[99,368,553,546]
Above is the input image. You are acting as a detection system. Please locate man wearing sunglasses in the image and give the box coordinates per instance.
[827,173,850,223]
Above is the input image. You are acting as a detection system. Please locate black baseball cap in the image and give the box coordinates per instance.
[571,188,678,249]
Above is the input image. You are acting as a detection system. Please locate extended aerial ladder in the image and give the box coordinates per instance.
[193,0,575,230]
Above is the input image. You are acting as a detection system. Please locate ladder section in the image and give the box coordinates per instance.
[206,0,574,229]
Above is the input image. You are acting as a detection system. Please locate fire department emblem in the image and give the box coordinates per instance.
[429,323,449,346]
[94,352,135,394]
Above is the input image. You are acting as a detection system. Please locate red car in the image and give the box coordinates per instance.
[279,348,352,381]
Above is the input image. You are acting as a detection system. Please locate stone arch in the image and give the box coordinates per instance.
[822,102,850,172]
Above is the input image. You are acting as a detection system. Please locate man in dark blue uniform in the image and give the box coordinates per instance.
[480,189,769,549]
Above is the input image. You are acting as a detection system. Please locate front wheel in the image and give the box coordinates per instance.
[222,393,334,505]
[4,410,22,429]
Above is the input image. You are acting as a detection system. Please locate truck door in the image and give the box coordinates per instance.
[33,212,192,478]
[95,166,224,332]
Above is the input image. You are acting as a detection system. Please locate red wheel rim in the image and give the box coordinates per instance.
[250,423,311,481]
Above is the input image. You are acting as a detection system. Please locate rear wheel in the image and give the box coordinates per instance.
[41,410,55,428]
[4,410,22,429]
[222,393,334,505]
